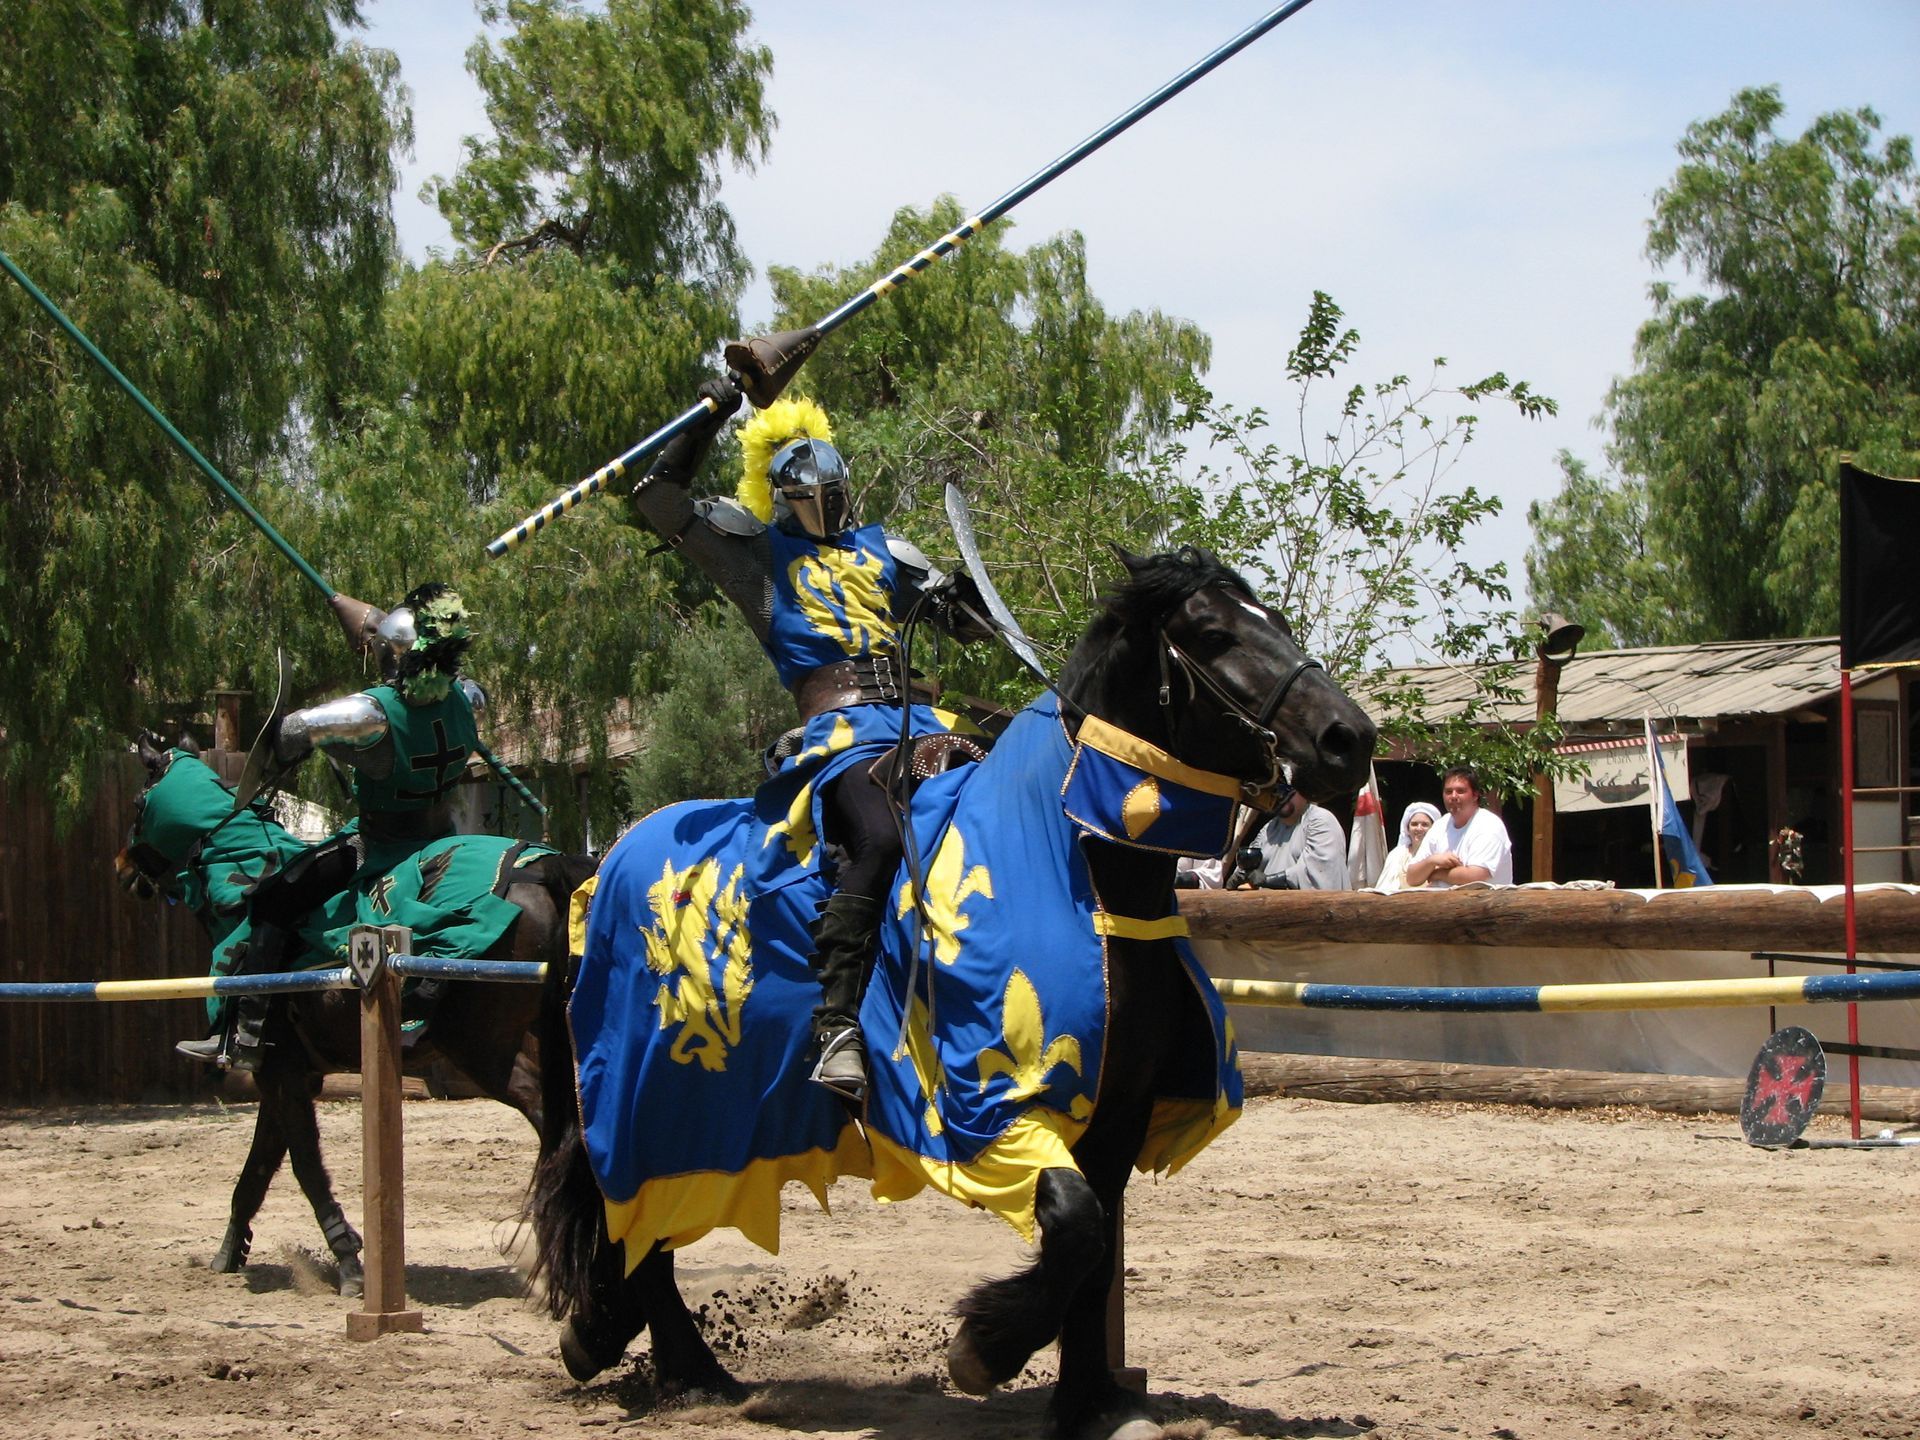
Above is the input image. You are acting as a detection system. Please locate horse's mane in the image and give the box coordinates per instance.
[1058,545,1253,706]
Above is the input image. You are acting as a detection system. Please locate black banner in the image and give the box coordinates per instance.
[1839,461,1920,668]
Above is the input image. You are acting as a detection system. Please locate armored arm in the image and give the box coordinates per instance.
[626,378,776,642]
[887,535,994,643]
[459,677,487,720]
[274,693,395,779]
[626,377,740,549]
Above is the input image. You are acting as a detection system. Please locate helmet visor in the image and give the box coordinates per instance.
[769,437,852,538]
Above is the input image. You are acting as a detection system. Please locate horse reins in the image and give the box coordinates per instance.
[1158,632,1323,800]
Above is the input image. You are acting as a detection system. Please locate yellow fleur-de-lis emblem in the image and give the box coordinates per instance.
[978,969,1083,1102]
[896,824,992,966]
[639,858,754,1071]
[897,994,946,1136]
[1122,777,1163,838]
[790,549,895,657]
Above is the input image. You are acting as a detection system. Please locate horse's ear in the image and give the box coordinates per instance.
[1107,542,1150,576]
[133,731,168,773]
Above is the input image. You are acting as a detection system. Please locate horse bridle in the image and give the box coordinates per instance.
[1158,626,1323,801]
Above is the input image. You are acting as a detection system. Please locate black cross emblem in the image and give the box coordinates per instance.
[400,719,467,802]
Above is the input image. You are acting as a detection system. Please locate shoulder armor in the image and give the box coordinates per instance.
[278,691,387,760]
[885,534,944,586]
[697,497,766,538]
[458,678,488,718]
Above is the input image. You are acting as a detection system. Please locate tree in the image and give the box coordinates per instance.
[621,604,791,820]
[1548,88,1920,642]
[307,0,777,847]
[1170,293,1566,800]
[1525,452,1684,649]
[0,0,406,813]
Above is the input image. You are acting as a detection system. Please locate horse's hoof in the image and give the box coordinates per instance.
[209,1232,249,1273]
[1102,1420,1163,1440]
[946,1326,999,1396]
[559,1319,621,1383]
[335,1257,364,1300]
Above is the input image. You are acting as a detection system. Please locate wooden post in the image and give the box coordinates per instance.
[346,925,423,1339]
[1531,650,1569,883]
[1106,1197,1147,1392]
[209,687,248,755]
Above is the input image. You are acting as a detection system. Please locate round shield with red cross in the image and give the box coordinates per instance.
[1740,1026,1826,1147]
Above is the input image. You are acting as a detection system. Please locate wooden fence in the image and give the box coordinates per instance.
[0,754,235,1103]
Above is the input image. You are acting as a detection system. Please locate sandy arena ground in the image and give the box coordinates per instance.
[1,1090,1916,1440]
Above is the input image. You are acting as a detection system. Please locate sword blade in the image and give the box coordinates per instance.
[943,484,1051,686]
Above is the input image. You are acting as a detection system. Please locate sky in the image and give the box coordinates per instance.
[358,0,1920,637]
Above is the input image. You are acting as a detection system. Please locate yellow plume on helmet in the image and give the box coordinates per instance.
[737,396,834,522]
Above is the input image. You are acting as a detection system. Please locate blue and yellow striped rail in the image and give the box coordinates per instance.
[0,956,550,1003]
[1212,970,1920,1013]
[12,963,1917,1012]
[0,968,358,1003]
[485,0,1320,558]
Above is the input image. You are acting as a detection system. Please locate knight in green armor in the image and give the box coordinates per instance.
[177,583,485,1071]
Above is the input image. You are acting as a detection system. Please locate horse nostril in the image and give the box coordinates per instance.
[1318,720,1358,761]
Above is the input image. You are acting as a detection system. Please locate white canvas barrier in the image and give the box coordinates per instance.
[1194,935,1920,1089]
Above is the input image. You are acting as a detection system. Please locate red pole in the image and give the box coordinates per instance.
[1840,670,1861,1139]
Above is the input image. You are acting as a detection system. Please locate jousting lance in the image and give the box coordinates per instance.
[484,0,1321,558]
[0,249,548,818]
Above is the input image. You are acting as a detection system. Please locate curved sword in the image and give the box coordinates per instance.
[943,483,1051,687]
[229,648,294,815]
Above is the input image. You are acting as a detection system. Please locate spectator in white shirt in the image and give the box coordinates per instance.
[1405,767,1513,887]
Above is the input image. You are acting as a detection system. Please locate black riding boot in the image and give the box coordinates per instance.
[807,893,881,1107]
[176,926,285,1073]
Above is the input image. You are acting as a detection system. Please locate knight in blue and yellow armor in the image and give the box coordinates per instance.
[176,583,488,1071]
[624,379,989,1104]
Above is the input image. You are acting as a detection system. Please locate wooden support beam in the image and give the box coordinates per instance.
[1179,886,1920,952]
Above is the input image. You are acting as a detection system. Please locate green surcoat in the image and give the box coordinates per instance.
[351,683,479,815]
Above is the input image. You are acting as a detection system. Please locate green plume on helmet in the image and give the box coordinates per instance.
[394,582,473,704]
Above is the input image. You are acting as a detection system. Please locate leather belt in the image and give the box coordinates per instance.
[792,655,938,722]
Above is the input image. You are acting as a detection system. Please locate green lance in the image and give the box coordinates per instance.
[485,0,1320,558]
[0,249,548,819]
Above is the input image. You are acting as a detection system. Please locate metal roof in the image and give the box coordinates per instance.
[1359,636,1840,733]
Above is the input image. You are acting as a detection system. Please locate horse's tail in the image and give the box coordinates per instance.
[523,853,604,1321]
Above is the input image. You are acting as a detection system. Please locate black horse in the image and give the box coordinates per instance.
[524,547,1375,1440]
[116,735,592,1296]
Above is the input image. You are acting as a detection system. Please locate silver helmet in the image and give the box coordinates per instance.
[374,605,418,667]
[768,437,852,539]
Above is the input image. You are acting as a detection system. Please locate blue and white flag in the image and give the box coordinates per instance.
[1644,716,1712,888]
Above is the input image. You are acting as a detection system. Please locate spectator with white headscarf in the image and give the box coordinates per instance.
[1374,801,1442,893]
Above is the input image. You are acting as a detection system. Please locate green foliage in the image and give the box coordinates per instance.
[384,0,774,840]
[1525,452,1685,648]
[0,0,774,843]
[1166,293,1567,801]
[621,605,791,819]
[774,239,1561,796]
[0,0,406,814]
[1558,88,1920,642]
[425,0,771,285]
